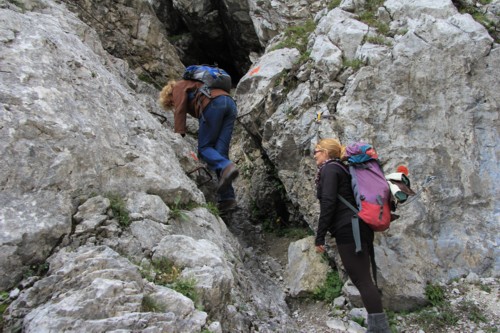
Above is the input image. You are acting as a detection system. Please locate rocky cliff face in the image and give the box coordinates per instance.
[0,0,498,332]
[233,0,499,310]
[232,1,500,307]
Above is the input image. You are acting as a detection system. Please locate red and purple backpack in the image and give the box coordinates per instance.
[335,142,407,283]
[336,142,392,235]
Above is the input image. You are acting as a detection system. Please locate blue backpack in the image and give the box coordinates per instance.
[182,65,232,97]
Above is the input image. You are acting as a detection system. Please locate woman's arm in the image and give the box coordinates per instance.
[315,164,340,246]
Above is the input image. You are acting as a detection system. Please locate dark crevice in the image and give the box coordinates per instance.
[236,119,306,230]
[154,0,263,85]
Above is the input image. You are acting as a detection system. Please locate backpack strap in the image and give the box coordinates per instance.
[337,194,362,254]
[198,84,212,98]
[333,161,363,255]
[368,241,379,289]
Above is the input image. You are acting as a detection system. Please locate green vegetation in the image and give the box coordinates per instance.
[397,28,409,36]
[386,311,399,332]
[279,226,314,239]
[201,201,219,216]
[296,50,311,67]
[458,300,487,324]
[352,316,365,327]
[23,262,49,279]
[455,1,498,43]
[170,278,200,306]
[391,280,493,332]
[413,304,459,331]
[284,107,295,120]
[328,0,342,10]
[142,295,166,312]
[140,258,201,307]
[357,0,390,35]
[106,193,130,227]
[478,282,492,293]
[170,194,190,221]
[363,0,385,11]
[167,193,219,218]
[313,270,343,302]
[262,218,313,239]
[271,19,316,54]
[262,218,281,233]
[365,35,392,46]
[142,257,181,286]
[425,282,445,307]
[399,284,457,331]
[270,19,316,98]
[239,160,255,179]
[343,58,364,70]
[0,291,10,330]
[273,69,290,88]
[166,34,185,44]
[7,0,25,11]
[137,72,162,90]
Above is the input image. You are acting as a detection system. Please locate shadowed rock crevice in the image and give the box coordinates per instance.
[152,0,264,83]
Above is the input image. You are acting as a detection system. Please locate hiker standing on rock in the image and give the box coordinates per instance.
[313,138,391,333]
[159,77,239,212]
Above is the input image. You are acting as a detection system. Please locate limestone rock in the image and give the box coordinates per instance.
[232,0,499,311]
[0,0,204,290]
[4,245,207,332]
[286,236,331,297]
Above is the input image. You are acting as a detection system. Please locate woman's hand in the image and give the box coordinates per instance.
[315,245,326,253]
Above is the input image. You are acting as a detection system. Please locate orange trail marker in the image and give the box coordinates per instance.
[249,66,261,76]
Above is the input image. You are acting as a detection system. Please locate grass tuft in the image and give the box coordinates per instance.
[425,282,445,307]
[106,193,130,227]
[313,270,343,302]
[343,58,364,70]
[170,194,190,221]
[142,295,165,312]
[271,19,316,54]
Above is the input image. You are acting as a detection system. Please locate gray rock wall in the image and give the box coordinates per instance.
[232,0,499,310]
[61,0,185,86]
[0,0,498,331]
[0,1,299,332]
[0,0,203,289]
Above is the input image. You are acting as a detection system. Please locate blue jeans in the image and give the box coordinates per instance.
[198,95,237,202]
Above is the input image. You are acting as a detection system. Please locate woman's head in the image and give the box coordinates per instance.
[158,80,177,110]
[314,138,344,165]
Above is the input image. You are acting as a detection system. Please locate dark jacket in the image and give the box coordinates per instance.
[171,80,230,135]
[315,161,357,246]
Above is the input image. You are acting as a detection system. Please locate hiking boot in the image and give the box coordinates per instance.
[217,163,239,194]
[217,199,237,212]
[367,313,391,333]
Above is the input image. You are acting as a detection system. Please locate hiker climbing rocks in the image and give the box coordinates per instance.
[313,138,391,333]
[159,71,239,212]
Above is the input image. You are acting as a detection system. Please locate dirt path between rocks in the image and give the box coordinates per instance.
[250,230,341,333]
[225,214,500,333]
